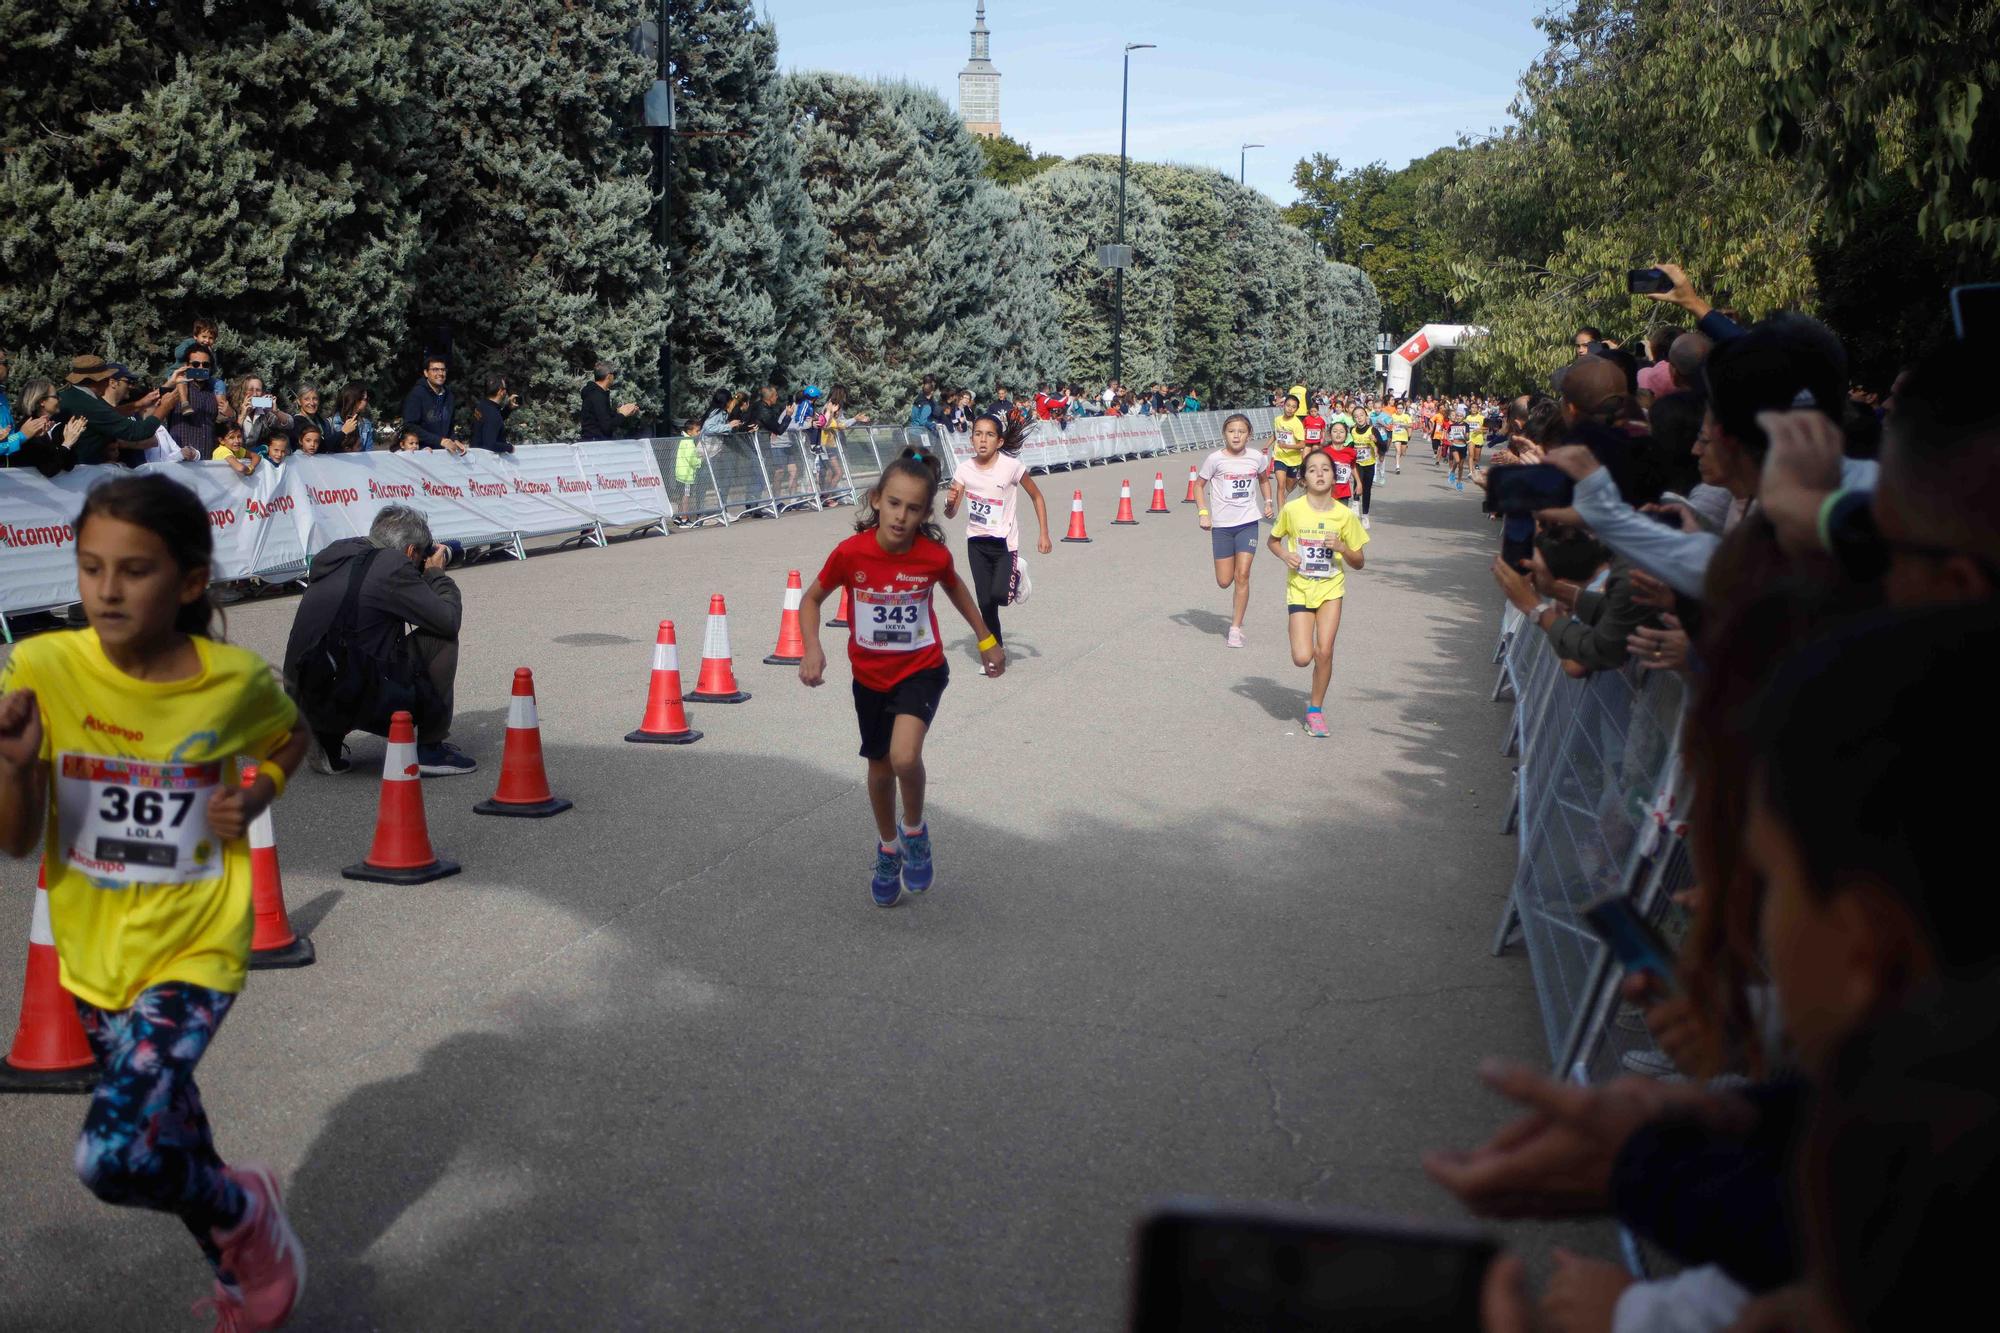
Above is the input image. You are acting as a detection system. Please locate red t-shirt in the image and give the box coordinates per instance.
[1301,413,1326,448]
[816,530,960,692]
[1325,443,1359,499]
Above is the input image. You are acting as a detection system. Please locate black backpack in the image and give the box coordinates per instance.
[293,549,440,735]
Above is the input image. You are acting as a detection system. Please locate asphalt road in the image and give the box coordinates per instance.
[0,452,1607,1329]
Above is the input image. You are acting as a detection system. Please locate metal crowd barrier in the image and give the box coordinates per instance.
[1490,602,1692,1078]
[660,406,1284,526]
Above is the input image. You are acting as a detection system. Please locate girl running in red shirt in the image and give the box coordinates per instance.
[798,447,1007,907]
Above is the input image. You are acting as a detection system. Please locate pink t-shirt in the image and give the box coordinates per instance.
[1199,447,1270,528]
[959,453,1028,549]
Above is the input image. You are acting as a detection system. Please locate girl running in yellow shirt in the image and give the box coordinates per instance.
[1267,448,1368,737]
[0,474,310,1331]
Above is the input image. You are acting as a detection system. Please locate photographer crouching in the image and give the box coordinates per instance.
[283,504,477,776]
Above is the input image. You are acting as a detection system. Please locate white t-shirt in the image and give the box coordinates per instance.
[959,453,1028,550]
[1198,447,1270,528]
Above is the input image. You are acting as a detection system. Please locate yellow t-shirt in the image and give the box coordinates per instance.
[1468,427,1487,451]
[1272,415,1307,467]
[1392,412,1412,442]
[1271,495,1370,609]
[0,630,298,1010]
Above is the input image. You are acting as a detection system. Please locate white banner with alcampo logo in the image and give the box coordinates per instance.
[0,440,669,619]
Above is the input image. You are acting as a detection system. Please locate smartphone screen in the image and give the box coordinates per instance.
[1950,284,2000,342]
[1581,893,1678,986]
[1627,267,1673,295]
[1132,1203,1496,1332]
[1483,464,1575,514]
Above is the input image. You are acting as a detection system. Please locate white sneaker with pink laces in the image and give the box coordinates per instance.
[212,1163,305,1330]
[1226,626,1246,648]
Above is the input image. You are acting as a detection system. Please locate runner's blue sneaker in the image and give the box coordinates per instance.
[871,844,903,907]
[899,824,935,894]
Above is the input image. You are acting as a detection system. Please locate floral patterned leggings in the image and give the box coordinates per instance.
[73,982,248,1279]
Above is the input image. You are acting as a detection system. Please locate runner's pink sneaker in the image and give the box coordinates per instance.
[1305,710,1330,738]
[1226,626,1246,648]
[193,1281,248,1332]
[212,1163,305,1329]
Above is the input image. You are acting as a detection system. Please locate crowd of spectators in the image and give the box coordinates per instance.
[0,321,658,479]
[1420,260,1997,1332]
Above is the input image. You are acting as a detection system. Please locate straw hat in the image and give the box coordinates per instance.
[65,354,117,384]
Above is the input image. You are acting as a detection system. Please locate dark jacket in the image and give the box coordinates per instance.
[283,537,463,689]
[1611,1078,1803,1292]
[57,383,158,466]
[749,397,787,435]
[400,382,459,449]
[1544,559,1659,671]
[469,398,512,453]
[580,383,622,440]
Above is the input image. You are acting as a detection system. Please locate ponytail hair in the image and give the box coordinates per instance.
[1221,412,1253,439]
[73,473,220,639]
[972,411,1032,457]
[855,445,947,544]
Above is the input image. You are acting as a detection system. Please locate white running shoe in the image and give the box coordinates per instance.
[1226,626,1246,648]
[1361,515,1371,530]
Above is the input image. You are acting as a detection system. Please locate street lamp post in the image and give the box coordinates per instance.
[1239,142,1264,185]
[1111,41,1154,388]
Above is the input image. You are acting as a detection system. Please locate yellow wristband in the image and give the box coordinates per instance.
[977,634,998,652]
[258,761,287,801]
[1198,508,1210,515]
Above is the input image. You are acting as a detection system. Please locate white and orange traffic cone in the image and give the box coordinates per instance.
[0,865,97,1093]
[627,622,703,744]
[1184,464,1201,504]
[342,711,461,884]
[244,764,315,969]
[1112,480,1139,525]
[475,668,572,817]
[763,571,808,666]
[686,594,751,703]
[1061,490,1092,543]
[1147,472,1170,513]
[826,585,852,628]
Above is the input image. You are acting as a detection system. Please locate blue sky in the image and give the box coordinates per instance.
[759,1,1554,203]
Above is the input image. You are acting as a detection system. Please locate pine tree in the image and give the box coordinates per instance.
[879,81,999,390]
[1015,165,1174,389]
[667,0,825,416]
[406,0,669,441]
[782,72,945,414]
[982,184,1067,390]
[0,0,424,397]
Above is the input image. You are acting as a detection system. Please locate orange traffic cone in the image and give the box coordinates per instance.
[826,585,851,628]
[244,764,315,969]
[475,668,573,817]
[342,711,461,884]
[764,570,808,666]
[1061,490,1092,543]
[686,594,752,703]
[1112,480,1139,525]
[1184,464,1201,504]
[627,621,703,744]
[0,864,97,1093]
[1148,472,1171,513]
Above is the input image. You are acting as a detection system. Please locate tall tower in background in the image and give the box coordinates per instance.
[958,2,1001,139]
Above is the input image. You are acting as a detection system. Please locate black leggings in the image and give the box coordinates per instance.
[1355,463,1375,515]
[966,536,1010,644]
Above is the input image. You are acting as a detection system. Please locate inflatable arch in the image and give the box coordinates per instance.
[1385,324,1488,399]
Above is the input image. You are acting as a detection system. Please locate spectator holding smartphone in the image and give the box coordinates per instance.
[235,374,292,455]
[580,362,639,439]
[167,345,228,459]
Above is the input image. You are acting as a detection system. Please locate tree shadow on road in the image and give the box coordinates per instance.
[1231,675,1305,722]
[1168,607,1233,639]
